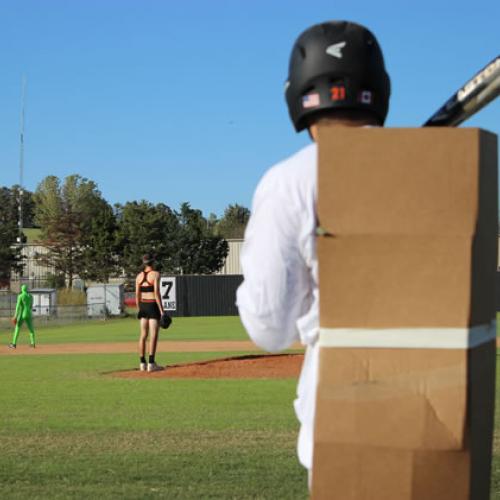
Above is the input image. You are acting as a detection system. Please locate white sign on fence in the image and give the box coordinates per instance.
[160,277,177,311]
[31,289,56,316]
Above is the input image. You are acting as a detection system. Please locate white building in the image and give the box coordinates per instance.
[218,239,243,275]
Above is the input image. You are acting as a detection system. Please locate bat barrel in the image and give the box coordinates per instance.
[422,56,500,127]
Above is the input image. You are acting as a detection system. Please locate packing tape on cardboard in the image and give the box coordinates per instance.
[319,321,496,349]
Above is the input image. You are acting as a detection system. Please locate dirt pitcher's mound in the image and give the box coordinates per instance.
[111,353,304,379]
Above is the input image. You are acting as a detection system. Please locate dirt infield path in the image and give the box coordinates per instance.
[4,337,499,355]
[4,338,499,355]
[2,341,305,378]
[1,341,304,355]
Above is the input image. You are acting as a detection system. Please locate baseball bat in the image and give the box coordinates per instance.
[423,55,500,127]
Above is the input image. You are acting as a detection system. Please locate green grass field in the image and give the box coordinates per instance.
[0,317,307,499]
[0,316,499,499]
[0,315,249,345]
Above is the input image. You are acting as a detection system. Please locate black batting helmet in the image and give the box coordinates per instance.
[285,21,391,131]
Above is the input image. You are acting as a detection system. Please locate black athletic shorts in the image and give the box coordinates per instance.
[137,301,161,320]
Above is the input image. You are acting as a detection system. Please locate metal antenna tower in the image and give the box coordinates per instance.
[17,76,26,243]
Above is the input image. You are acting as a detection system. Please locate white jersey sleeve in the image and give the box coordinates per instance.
[236,144,317,353]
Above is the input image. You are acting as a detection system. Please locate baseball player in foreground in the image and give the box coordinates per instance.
[236,20,391,486]
[9,284,37,349]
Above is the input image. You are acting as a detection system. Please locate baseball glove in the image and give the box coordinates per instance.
[160,312,172,330]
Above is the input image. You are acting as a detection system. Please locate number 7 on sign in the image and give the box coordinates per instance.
[162,280,173,299]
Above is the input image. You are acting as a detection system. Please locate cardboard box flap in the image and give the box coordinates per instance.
[314,347,467,450]
[317,235,497,328]
[312,445,471,500]
[317,128,493,237]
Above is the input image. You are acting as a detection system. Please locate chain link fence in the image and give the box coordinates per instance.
[0,291,110,329]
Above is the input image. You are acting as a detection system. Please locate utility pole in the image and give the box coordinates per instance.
[17,76,26,244]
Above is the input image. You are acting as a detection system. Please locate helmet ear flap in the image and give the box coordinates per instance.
[285,20,391,132]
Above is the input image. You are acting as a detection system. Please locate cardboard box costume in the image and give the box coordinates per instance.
[312,128,497,500]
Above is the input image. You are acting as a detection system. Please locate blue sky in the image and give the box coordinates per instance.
[0,0,498,217]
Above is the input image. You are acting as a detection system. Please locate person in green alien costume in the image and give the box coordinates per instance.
[9,285,36,349]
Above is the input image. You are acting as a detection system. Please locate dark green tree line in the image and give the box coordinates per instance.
[0,187,29,284]
[30,174,245,286]
[173,202,228,274]
[115,200,180,277]
[215,204,250,239]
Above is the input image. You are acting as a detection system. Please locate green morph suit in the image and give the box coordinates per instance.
[11,285,36,347]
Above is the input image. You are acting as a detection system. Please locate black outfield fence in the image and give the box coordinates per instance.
[170,275,243,317]
[172,271,500,318]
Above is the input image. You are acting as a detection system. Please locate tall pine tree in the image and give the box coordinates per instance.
[34,175,112,287]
